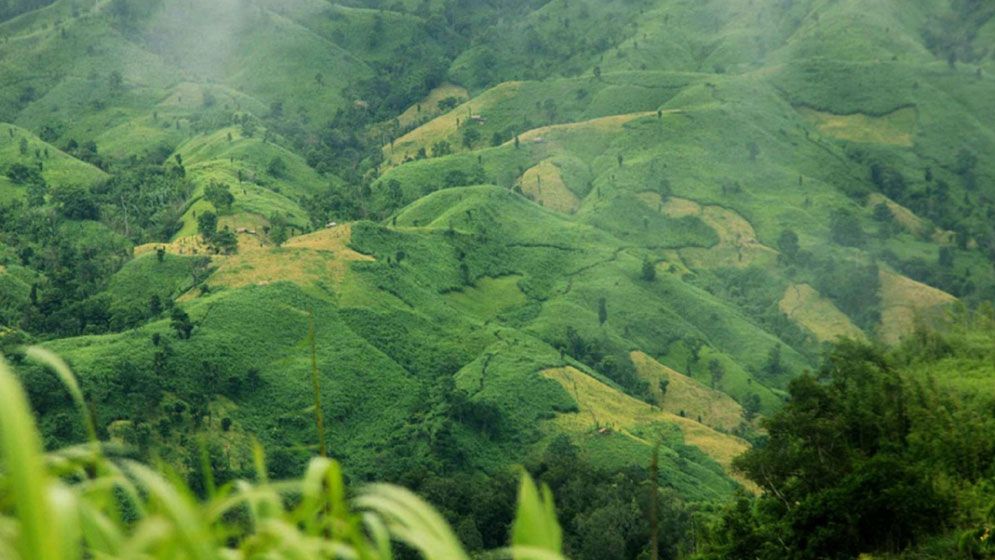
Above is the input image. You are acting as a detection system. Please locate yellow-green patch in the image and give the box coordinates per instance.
[541,366,750,478]
[630,351,744,432]
[518,160,580,214]
[798,106,916,147]
[779,283,866,343]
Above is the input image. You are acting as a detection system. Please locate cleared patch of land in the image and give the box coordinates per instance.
[541,366,750,474]
[798,106,916,147]
[878,268,956,344]
[386,81,524,165]
[866,193,928,236]
[779,283,866,343]
[396,83,469,129]
[653,195,777,268]
[518,159,580,214]
[630,351,744,432]
[516,111,659,145]
[208,224,373,290]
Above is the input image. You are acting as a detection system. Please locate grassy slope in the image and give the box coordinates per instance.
[0,0,992,505]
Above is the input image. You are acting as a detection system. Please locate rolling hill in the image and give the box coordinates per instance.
[0,1,993,553]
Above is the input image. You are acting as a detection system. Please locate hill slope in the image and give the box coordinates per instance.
[0,1,993,544]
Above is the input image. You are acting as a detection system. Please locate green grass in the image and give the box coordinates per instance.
[0,124,107,188]
[0,351,568,560]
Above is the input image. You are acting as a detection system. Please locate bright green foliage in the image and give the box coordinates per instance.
[512,474,563,557]
[0,352,566,560]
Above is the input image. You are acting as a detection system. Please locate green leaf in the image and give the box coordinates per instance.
[511,473,563,558]
[0,355,63,560]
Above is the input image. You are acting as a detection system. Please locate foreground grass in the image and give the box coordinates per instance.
[0,350,564,560]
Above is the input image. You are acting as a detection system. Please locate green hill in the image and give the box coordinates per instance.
[0,0,993,558]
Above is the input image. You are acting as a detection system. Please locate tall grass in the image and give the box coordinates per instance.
[0,350,566,560]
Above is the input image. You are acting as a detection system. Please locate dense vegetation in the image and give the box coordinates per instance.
[701,313,995,559]
[0,0,993,557]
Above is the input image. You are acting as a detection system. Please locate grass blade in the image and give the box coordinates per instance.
[24,346,99,447]
[511,473,562,558]
[0,354,62,560]
[357,484,470,560]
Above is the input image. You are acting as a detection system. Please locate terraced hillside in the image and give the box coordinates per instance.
[0,0,993,542]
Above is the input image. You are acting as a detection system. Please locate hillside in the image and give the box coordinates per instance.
[0,0,993,558]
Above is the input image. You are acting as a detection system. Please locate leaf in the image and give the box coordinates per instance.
[511,473,562,558]
[357,484,470,560]
[0,355,63,560]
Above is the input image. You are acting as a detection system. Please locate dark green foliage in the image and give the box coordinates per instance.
[197,211,217,239]
[210,227,238,255]
[269,213,289,247]
[777,229,799,262]
[812,259,881,331]
[641,258,656,281]
[532,436,694,560]
[203,182,234,213]
[702,335,995,559]
[829,208,865,247]
[6,162,44,186]
[267,157,287,178]
[50,184,100,221]
[431,140,453,158]
[708,359,724,388]
[461,127,481,149]
[170,306,193,339]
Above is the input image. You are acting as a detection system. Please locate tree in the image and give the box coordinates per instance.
[432,140,453,157]
[212,228,238,255]
[241,118,256,138]
[938,246,955,269]
[717,341,954,559]
[829,208,865,247]
[747,141,759,161]
[6,162,44,186]
[148,295,162,316]
[50,184,100,220]
[269,213,289,247]
[385,179,403,207]
[462,127,481,148]
[108,70,123,90]
[742,393,761,422]
[170,307,194,339]
[597,297,607,325]
[872,202,892,223]
[197,211,218,240]
[267,156,287,178]
[777,229,800,261]
[708,359,725,388]
[204,182,234,213]
[762,344,785,377]
[26,182,46,207]
[641,258,656,281]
